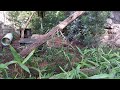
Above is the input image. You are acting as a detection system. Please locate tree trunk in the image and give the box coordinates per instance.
[20,11,85,57]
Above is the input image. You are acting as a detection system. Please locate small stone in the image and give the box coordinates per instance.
[104,35,109,40]
[106,18,113,25]
[115,39,120,47]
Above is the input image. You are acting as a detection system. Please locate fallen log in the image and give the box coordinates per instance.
[20,11,85,58]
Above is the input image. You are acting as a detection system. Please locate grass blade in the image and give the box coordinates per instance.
[9,45,23,63]
[0,64,8,69]
[88,74,110,79]
[22,49,35,64]
[49,73,67,79]
[19,64,30,73]
[101,55,110,64]
[5,61,18,66]
[76,46,84,56]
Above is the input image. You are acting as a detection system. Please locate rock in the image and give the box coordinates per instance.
[106,24,120,34]
[103,35,109,40]
[111,23,120,28]
[106,18,113,24]
[101,11,120,48]
[110,11,120,24]
[105,18,113,28]
[115,39,120,47]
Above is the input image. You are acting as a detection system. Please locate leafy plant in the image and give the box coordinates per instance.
[4,11,120,79]
[9,45,35,74]
[47,46,120,79]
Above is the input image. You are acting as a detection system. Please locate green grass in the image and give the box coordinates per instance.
[47,46,120,79]
[1,44,120,79]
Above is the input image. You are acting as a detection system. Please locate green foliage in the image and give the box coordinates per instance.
[7,11,65,34]
[4,11,120,79]
[29,11,65,34]
[0,61,18,78]
[81,11,110,45]
[7,11,32,28]
[0,61,16,70]
[1,44,120,79]
[47,46,120,79]
[50,65,88,79]
[66,11,110,46]
[9,45,35,74]
[88,74,110,79]
[7,11,110,46]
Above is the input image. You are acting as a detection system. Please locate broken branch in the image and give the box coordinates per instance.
[20,11,85,57]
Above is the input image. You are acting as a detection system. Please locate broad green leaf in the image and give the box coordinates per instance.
[5,61,18,66]
[0,64,8,69]
[88,74,110,79]
[9,45,23,63]
[22,49,35,64]
[19,64,30,73]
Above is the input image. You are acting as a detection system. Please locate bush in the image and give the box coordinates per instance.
[7,11,66,34]
[65,11,110,46]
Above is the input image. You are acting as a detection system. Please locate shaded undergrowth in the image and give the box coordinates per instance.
[1,44,120,79]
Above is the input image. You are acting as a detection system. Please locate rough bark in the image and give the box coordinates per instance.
[20,11,85,57]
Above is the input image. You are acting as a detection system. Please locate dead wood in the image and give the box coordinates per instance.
[20,11,85,57]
